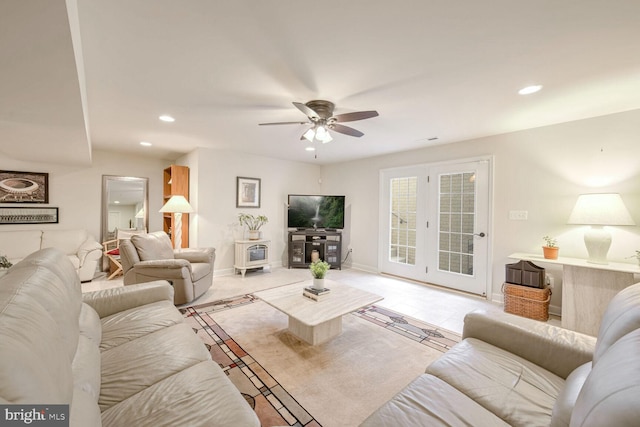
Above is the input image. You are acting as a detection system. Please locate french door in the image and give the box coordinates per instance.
[379,158,491,296]
[379,166,428,280]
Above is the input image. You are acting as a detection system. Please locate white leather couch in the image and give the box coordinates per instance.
[0,248,259,427]
[361,283,640,426]
[0,229,101,281]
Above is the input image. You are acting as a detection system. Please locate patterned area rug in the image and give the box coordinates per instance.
[353,305,460,352]
[181,294,461,427]
[181,296,319,427]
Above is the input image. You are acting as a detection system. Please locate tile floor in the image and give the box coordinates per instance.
[85,266,559,334]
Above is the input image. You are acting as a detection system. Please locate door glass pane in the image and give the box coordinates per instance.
[389,176,417,265]
[438,172,475,276]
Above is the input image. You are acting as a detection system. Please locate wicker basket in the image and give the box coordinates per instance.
[502,282,551,321]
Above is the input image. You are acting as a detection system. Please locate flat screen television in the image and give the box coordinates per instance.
[287,195,345,230]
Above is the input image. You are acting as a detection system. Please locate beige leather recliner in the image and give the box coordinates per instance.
[119,231,215,305]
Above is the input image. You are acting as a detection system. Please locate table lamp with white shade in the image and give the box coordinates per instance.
[567,193,635,264]
[159,195,194,250]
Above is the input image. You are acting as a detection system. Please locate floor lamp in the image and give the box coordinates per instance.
[568,193,635,264]
[160,195,194,250]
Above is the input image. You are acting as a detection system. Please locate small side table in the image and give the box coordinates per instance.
[234,239,270,278]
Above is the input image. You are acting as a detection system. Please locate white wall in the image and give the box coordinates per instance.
[2,110,639,309]
[321,109,640,306]
[180,148,322,275]
[0,150,168,244]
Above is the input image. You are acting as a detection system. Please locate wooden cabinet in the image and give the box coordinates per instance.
[162,165,190,248]
[288,230,342,270]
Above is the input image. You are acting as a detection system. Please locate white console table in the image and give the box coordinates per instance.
[509,253,640,336]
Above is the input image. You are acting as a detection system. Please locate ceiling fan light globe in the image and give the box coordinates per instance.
[302,128,315,142]
[320,132,333,143]
[315,126,328,139]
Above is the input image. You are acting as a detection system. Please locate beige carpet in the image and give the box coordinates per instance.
[210,299,446,427]
[188,267,311,305]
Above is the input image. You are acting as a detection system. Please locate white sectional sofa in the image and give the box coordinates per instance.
[0,229,101,281]
[0,248,259,426]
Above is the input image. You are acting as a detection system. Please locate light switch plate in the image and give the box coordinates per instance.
[509,210,528,220]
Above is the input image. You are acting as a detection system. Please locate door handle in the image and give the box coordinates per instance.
[474,232,486,237]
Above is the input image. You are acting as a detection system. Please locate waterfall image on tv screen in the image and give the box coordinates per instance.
[288,195,345,229]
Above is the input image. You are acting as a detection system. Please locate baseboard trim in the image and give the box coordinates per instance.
[215,260,284,277]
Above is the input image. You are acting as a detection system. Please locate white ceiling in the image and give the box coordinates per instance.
[2,0,640,166]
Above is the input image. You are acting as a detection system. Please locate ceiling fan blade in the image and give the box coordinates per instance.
[293,102,320,120]
[329,123,364,138]
[332,110,379,123]
[258,121,309,126]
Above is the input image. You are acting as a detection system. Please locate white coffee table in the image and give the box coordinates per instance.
[254,279,383,345]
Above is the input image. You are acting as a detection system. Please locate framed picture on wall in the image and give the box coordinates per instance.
[236,176,261,208]
[0,207,59,225]
[0,170,49,203]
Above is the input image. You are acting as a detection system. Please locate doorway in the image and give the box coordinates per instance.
[379,158,492,296]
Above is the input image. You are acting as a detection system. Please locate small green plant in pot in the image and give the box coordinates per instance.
[542,236,559,260]
[309,260,330,290]
[238,213,268,240]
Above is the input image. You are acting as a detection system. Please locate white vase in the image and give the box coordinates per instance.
[248,230,260,240]
[312,277,325,290]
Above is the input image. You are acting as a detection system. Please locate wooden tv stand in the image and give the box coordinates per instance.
[288,230,342,270]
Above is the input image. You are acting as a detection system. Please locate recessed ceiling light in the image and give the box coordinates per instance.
[114,201,120,204]
[305,147,315,151]
[140,141,152,147]
[159,115,175,122]
[518,85,542,95]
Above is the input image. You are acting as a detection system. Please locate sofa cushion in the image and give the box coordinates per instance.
[72,335,102,402]
[41,229,89,255]
[70,388,103,427]
[361,374,510,427]
[191,261,211,282]
[550,362,591,427]
[100,360,259,427]
[0,287,74,403]
[0,229,42,262]
[99,322,210,411]
[79,303,102,345]
[66,255,80,270]
[593,282,640,365]
[571,329,640,427]
[7,248,82,361]
[131,231,174,261]
[99,300,184,351]
[426,338,564,427]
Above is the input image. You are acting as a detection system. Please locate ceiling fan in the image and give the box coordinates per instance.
[259,100,379,143]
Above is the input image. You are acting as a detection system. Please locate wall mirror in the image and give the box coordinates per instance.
[101,175,149,244]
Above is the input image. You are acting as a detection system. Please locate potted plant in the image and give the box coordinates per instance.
[309,260,331,290]
[542,236,559,260]
[628,250,640,267]
[238,213,268,240]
